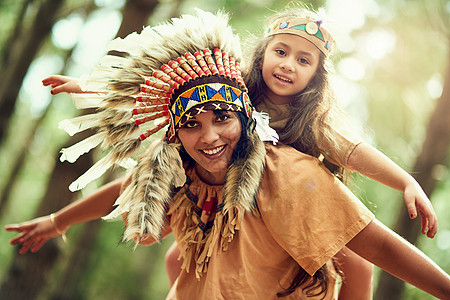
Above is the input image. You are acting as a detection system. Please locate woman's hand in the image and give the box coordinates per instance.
[5,215,67,254]
[42,75,83,95]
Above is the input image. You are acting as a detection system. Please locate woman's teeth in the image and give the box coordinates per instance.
[202,145,224,155]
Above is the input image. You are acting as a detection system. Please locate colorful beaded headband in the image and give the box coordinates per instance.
[265,17,335,56]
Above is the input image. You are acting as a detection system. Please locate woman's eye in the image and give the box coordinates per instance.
[216,114,230,122]
[184,121,198,128]
[275,49,286,56]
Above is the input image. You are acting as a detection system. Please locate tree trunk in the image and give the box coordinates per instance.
[0,0,65,143]
[0,0,32,70]
[117,0,159,38]
[48,219,103,300]
[375,54,450,299]
[0,102,52,217]
[0,130,94,300]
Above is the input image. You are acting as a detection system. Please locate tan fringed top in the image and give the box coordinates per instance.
[256,100,363,170]
[164,144,373,299]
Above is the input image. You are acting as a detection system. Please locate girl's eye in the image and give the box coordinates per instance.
[298,57,309,64]
[275,49,286,56]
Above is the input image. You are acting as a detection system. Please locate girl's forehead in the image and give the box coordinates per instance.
[268,34,320,55]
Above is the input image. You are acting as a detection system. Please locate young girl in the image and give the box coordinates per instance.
[5,11,450,299]
[40,7,437,299]
[242,6,438,299]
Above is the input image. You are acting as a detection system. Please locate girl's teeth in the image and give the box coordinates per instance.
[275,75,291,83]
[203,145,224,155]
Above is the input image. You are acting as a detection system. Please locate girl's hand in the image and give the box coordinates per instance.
[42,75,83,95]
[403,182,437,238]
[4,215,67,254]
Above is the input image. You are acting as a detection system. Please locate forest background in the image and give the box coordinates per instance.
[0,0,449,299]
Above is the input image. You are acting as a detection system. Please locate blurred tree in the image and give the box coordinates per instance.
[375,48,450,299]
[0,0,165,299]
[0,0,64,143]
[375,1,450,298]
[0,0,32,70]
[0,102,52,217]
[0,129,93,299]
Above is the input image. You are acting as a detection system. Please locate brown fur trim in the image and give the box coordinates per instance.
[123,141,183,242]
[223,128,266,216]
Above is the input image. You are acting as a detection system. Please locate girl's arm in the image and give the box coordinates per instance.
[347,219,450,299]
[4,178,123,254]
[42,75,84,95]
[347,142,437,238]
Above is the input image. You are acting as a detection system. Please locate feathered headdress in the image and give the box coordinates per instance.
[58,9,278,244]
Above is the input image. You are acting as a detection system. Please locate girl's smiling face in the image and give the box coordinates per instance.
[177,110,241,185]
[262,33,321,105]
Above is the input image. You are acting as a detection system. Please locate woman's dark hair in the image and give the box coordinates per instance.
[277,264,331,298]
[178,110,249,167]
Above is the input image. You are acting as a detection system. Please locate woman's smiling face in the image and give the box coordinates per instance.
[177,110,242,185]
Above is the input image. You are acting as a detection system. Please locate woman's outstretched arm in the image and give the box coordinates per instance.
[347,219,450,299]
[5,178,123,254]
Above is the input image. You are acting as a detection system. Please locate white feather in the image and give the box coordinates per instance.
[81,65,123,92]
[106,32,143,56]
[98,55,128,68]
[68,155,113,192]
[252,110,279,145]
[118,157,137,169]
[70,93,103,109]
[60,132,105,163]
[58,114,99,136]
[102,183,135,220]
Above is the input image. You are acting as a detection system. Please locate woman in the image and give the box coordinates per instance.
[6,10,450,299]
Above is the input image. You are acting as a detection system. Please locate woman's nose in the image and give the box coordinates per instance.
[200,124,219,143]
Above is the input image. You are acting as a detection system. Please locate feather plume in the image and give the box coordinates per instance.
[60,132,106,163]
[102,94,136,109]
[252,111,279,144]
[102,182,136,220]
[110,137,142,162]
[58,114,99,136]
[98,54,129,68]
[70,93,103,109]
[106,31,144,57]
[118,157,137,169]
[68,154,114,192]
